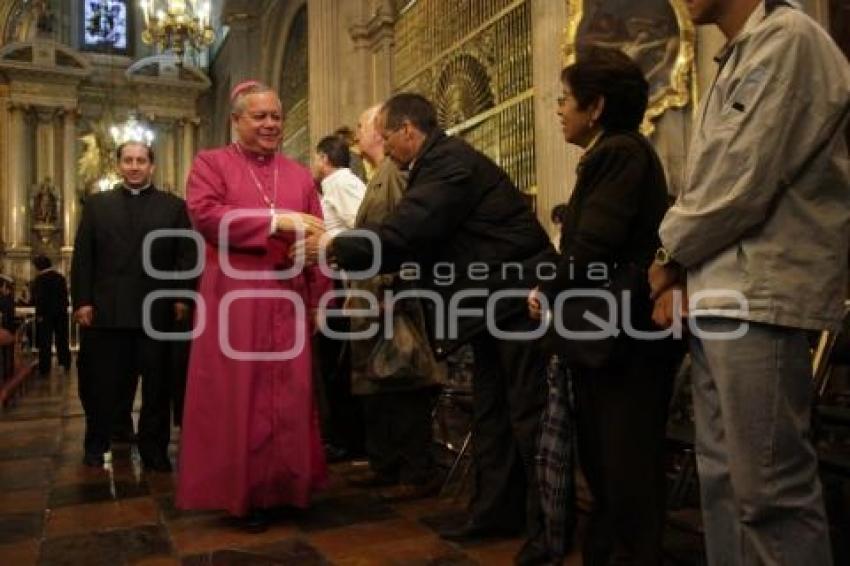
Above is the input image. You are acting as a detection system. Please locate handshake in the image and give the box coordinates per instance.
[273,212,330,265]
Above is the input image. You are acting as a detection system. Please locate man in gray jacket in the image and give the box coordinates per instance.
[650,1,850,564]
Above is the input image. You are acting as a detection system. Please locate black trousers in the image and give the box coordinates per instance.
[78,328,170,459]
[78,330,138,437]
[36,313,70,374]
[170,317,193,427]
[314,329,364,454]
[362,388,437,485]
[468,315,547,536]
[571,342,682,566]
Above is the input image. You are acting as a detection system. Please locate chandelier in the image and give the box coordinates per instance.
[110,115,155,147]
[96,173,121,193]
[140,0,214,61]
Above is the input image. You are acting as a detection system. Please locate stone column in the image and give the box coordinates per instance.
[370,15,395,103]
[35,107,57,185]
[0,96,6,252]
[61,108,78,254]
[1,102,13,250]
[5,103,30,250]
[348,0,395,107]
[180,118,196,197]
[154,121,177,193]
[222,14,261,84]
[803,0,830,24]
[530,0,578,236]
[308,0,341,145]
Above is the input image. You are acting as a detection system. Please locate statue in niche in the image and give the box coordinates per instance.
[32,177,59,226]
[34,0,56,35]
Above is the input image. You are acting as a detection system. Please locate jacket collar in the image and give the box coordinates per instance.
[714,0,798,64]
[408,129,447,180]
[578,130,615,167]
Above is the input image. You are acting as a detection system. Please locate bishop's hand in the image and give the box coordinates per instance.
[289,233,332,266]
[273,212,325,237]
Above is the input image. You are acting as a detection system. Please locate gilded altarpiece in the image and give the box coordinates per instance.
[393,0,536,202]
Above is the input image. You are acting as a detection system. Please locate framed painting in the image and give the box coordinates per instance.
[564,0,695,134]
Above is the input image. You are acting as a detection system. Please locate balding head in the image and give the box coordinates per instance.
[356,104,384,166]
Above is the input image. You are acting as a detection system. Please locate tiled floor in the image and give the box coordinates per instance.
[0,364,549,565]
[0,362,713,565]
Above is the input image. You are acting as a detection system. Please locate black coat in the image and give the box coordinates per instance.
[31,270,69,319]
[540,131,670,330]
[0,294,13,332]
[71,185,196,330]
[333,130,556,354]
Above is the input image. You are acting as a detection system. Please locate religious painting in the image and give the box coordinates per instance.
[81,0,131,53]
[565,0,695,134]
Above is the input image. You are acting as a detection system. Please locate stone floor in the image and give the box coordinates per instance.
[0,362,712,565]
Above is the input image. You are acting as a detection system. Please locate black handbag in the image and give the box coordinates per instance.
[541,262,650,369]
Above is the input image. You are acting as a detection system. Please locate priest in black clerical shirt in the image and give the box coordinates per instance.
[71,140,196,471]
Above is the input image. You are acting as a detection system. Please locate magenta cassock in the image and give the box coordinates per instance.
[176,144,331,516]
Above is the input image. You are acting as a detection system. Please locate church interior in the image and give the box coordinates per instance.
[0,0,849,564]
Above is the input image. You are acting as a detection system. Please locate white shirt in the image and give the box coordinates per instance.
[319,168,367,236]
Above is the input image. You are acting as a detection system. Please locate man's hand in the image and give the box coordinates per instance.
[651,285,688,329]
[174,301,190,322]
[274,212,325,237]
[648,261,683,300]
[309,308,322,335]
[74,305,94,327]
[527,286,542,320]
[289,233,330,265]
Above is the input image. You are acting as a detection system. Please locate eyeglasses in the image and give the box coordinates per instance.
[381,123,406,142]
[557,92,574,106]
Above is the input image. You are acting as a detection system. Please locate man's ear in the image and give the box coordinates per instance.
[402,119,414,139]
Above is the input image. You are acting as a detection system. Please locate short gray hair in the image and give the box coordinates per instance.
[230,82,281,116]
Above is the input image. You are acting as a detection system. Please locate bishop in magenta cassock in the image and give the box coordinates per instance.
[176,81,331,527]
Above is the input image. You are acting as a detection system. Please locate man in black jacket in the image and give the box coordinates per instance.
[71,141,195,470]
[30,255,71,376]
[326,93,555,562]
[0,275,15,380]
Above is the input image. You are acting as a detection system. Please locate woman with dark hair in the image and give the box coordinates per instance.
[527,48,683,565]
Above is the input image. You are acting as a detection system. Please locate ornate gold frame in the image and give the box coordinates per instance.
[563,0,695,135]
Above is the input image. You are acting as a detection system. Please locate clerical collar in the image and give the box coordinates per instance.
[122,182,152,196]
[234,142,275,164]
